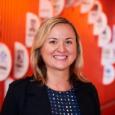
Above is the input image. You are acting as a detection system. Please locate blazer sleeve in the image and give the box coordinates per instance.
[89,84,101,115]
[1,77,30,115]
[77,82,101,115]
[1,83,19,115]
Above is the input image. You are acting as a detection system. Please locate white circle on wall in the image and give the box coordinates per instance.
[88,0,102,24]
[51,0,65,16]
[101,43,115,66]
[93,12,108,35]
[39,0,53,18]
[0,43,12,81]
[25,12,41,48]
[80,0,95,13]
[103,65,115,85]
[14,42,29,79]
[98,25,112,47]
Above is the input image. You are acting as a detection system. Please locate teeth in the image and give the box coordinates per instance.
[54,55,67,60]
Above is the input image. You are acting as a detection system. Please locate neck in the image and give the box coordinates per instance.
[46,68,72,91]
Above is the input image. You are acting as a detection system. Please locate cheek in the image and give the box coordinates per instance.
[72,50,77,60]
[40,45,53,58]
[69,47,77,61]
[68,46,77,56]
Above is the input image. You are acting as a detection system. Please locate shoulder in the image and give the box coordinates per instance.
[72,74,97,93]
[74,80,98,96]
[80,81,97,91]
[75,81,101,114]
[75,80,100,106]
[4,76,43,106]
[10,76,31,85]
[9,76,33,90]
[8,76,42,95]
[1,76,42,114]
[78,82,100,115]
[9,75,41,88]
[6,77,32,97]
[8,75,45,96]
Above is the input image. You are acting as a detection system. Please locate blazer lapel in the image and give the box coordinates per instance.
[74,80,96,115]
[23,79,52,115]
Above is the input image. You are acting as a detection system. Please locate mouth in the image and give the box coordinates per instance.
[53,55,67,60]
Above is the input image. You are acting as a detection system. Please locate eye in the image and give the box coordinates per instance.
[65,40,72,45]
[49,40,57,44]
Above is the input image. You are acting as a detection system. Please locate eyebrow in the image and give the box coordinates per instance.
[66,37,73,40]
[48,38,57,40]
[48,37,75,40]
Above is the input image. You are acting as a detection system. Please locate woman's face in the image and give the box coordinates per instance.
[40,23,77,71]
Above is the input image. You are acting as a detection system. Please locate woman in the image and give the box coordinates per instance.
[1,17,100,115]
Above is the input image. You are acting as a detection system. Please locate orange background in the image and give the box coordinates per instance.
[0,0,115,114]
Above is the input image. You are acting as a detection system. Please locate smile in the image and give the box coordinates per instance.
[53,55,67,60]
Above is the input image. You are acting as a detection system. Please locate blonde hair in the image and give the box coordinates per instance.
[31,17,87,84]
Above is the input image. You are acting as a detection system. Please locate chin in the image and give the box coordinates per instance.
[53,66,69,71]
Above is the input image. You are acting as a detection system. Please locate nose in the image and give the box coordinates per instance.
[57,42,66,53]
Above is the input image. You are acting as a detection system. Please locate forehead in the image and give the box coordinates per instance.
[49,23,76,35]
[52,23,73,30]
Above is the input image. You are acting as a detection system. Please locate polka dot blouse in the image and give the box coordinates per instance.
[47,86,80,115]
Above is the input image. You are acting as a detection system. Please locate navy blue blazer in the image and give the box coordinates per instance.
[1,76,100,115]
